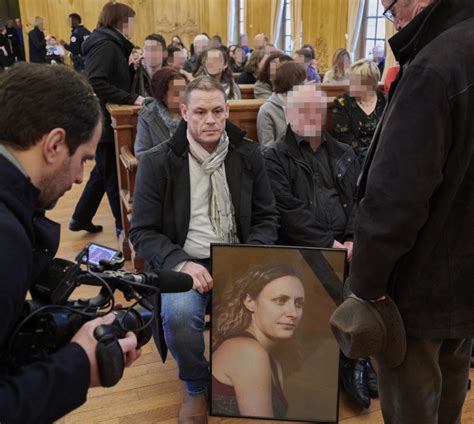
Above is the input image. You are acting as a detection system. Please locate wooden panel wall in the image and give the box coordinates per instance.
[18,0,345,69]
[302,0,348,73]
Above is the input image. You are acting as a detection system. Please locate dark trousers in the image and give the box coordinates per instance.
[378,338,471,424]
[72,142,122,230]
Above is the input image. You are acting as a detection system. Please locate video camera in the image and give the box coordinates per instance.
[5,243,193,386]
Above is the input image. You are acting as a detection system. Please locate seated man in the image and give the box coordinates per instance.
[130,76,279,422]
[263,85,377,409]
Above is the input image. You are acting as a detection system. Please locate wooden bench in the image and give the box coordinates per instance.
[238,84,255,99]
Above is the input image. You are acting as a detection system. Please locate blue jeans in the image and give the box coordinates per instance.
[161,289,210,395]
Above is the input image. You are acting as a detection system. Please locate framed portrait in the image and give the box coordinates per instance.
[210,244,345,423]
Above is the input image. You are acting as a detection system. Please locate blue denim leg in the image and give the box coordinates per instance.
[161,289,210,395]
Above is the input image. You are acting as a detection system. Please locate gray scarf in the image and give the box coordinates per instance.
[188,131,239,243]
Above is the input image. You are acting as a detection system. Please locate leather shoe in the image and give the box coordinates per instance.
[178,392,208,424]
[69,219,103,233]
[364,358,379,398]
[340,356,371,408]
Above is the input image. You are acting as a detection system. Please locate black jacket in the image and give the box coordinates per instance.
[0,155,89,423]
[349,0,474,338]
[64,25,91,70]
[0,34,14,68]
[130,119,279,271]
[28,27,46,63]
[264,126,360,248]
[82,27,138,144]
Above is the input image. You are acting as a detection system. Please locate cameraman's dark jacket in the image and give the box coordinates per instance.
[0,154,90,423]
[263,126,360,248]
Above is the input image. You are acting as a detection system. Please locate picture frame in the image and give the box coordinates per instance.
[210,244,346,423]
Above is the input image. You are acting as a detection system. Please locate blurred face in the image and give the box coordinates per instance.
[228,45,237,59]
[36,20,44,31]
[254,34,266,49]
[349,74,376,97]
[240,35,248,46]
[131,48,142,62]
[205,50,226,77]
[180,89,229,146]
[121,17,134,39]
[194,38,209,55]
[47,37,57,46]
[38,121,101,209]
[15,18,21,27]
[165,78,186,111]
[286,86,327,138]
[172,36,182,48]
[245,276,305,340]
[372,47,384,63]
[234,48,245,65]
[144,40,166,71]
[170,49,186,70]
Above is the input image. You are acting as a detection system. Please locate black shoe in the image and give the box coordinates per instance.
[69,219,103,233]
[341,357,371,409]
[364,359,379,398]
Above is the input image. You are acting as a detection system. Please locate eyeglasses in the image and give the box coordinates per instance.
[383,0,398,22]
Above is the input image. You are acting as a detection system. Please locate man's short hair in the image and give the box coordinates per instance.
[97,2,135,29]
[273,61,307,94]
[184,75,227,104]
[145,33,167,50]
[0,63,102,155]
[33,16,43,27]
[296,48,313,62]
[69,13,82,23]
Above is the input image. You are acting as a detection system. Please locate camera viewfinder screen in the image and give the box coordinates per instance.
[83,244,118,266]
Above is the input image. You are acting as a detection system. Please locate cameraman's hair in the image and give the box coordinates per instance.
[69,13,82,23]
[97,2,135,30]
[184,75,227,104]
[0,63,102,155]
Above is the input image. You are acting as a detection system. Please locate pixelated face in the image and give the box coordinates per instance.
[180,89,229,146]
[205,50,226,77]
[245,276,305,340]
[228,45,237,58]
[194,38,209,55]
[165,78,187,111]
[241,35,248,46]
[286,86,327,138]
[144,39,166,69]
[38,120,101,210]
[254,34,265,49]
[234,47,245,64]
[349,74,376,97]
[46,36,57,46]
[172,36,182,48]
[170,50,186,70]
[121,17,134,40]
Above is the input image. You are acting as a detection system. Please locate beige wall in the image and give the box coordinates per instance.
[19,0,346,69]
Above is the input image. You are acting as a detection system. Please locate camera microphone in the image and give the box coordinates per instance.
[131,270,193,293]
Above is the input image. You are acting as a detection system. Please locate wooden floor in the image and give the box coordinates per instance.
[49,163,474,424]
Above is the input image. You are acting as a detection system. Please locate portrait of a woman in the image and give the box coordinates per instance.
[211,263,305,419]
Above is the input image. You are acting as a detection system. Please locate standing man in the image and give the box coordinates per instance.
[347,0,474,423]
[6,18,24,61]
[60,13,91,72]
[371,45,385,77]
[28,16,46,63]
[130,76,279,423]
[14,18,25,60]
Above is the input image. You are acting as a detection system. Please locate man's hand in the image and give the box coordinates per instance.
[343,241,354,262]
[181,261,213,294]
[134,96,145,106]
[71,313,141,387]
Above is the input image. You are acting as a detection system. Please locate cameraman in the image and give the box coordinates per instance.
[0,63,140,423]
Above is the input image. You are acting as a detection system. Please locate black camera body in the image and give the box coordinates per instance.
[6,243,192,387]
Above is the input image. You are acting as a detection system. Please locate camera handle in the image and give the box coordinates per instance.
[94,324,126,387]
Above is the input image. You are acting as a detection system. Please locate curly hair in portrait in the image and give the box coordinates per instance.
[212,263,304,352]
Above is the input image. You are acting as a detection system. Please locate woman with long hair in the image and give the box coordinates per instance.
[194,47,241,99]
[323,48,351,84]
[254,52,293,100]
[212,263,305,419]
[236,48,266,84]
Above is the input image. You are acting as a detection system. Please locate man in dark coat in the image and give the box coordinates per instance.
[69,2,143,235]
[60,13,91,72]
[0,20,15,70]
[130,76,279,422]
[0,63,139,423]
[348,0,474,422]
[6,18,24,61]
[28,16,46,63]
[264,85,378,409]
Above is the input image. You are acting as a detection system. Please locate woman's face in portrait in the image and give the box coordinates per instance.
[245,276,305,340]
[205,50,226,77]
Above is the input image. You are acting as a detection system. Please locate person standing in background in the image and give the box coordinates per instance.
[6,18,24,61]
[28,16,46,63]
[14,18,25,60]
[60,13,91,72]
[69,1,144,236]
